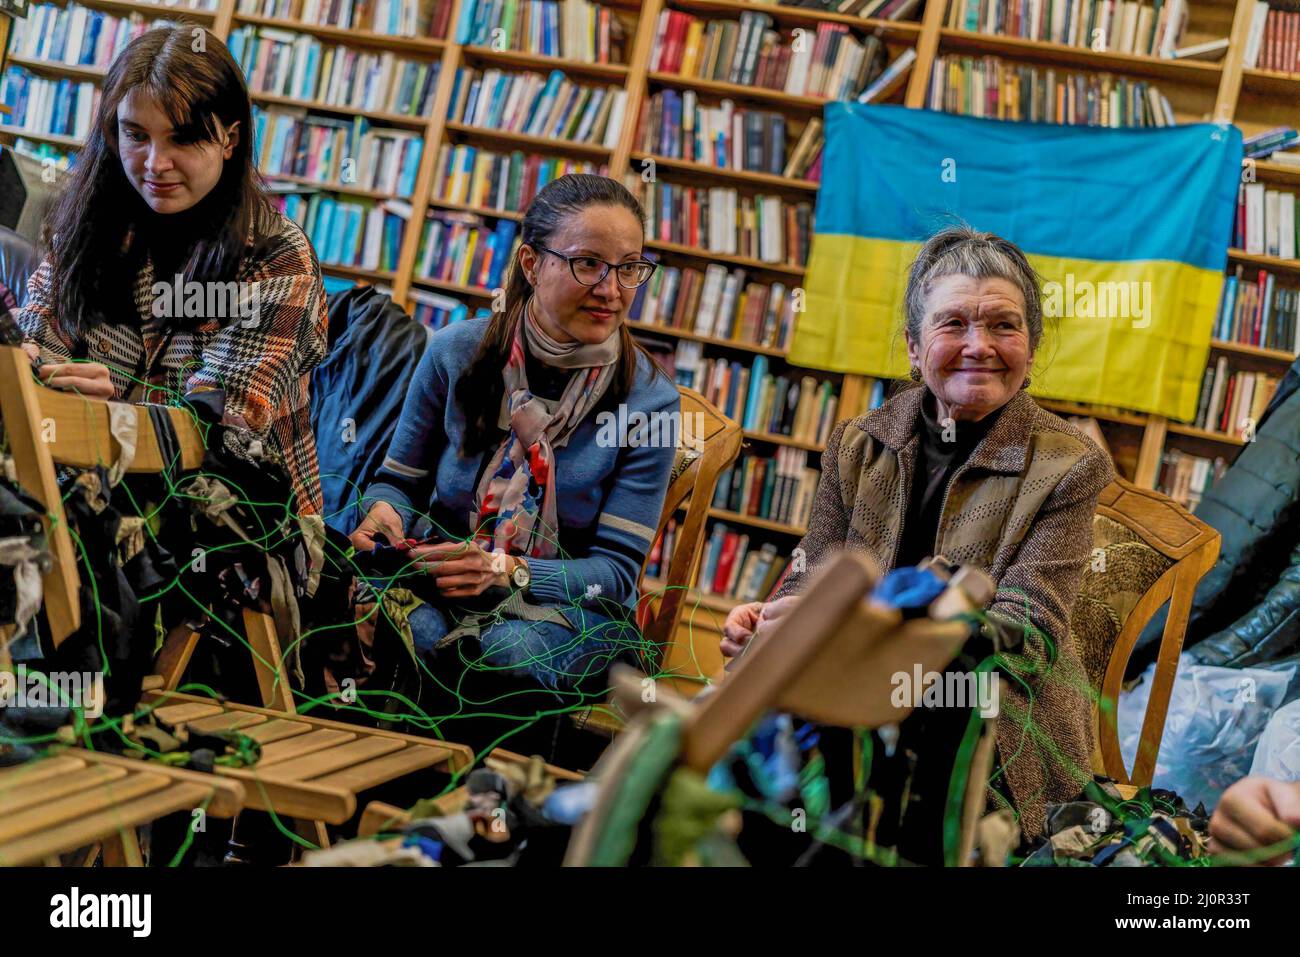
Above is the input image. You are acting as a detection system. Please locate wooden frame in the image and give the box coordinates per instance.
[1089,477,1221,787]
[0,749,244,867]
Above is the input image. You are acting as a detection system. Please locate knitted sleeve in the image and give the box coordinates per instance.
[184,223,328,434]
[15,258,74,362]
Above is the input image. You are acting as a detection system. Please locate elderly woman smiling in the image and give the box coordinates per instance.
[720,226,1115,842]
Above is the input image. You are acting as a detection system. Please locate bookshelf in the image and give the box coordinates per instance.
[2,0,1298,590]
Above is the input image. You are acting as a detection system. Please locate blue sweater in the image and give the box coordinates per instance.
[362,317,680,610]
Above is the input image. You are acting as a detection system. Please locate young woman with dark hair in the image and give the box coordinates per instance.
[16,25,328,517]
[349,173,680,718]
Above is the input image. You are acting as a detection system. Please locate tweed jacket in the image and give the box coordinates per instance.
[777,385,1116,839]
[16,213,327,514]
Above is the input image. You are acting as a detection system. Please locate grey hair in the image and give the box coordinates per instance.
[903,226,1044,352]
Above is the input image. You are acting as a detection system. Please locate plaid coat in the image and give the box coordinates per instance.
[777,386,1116,839]
[16,213,327,515]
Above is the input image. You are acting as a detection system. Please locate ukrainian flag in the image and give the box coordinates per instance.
[790,104,1241,422]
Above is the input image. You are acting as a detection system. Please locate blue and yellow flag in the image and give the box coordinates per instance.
[790,104,1241,422]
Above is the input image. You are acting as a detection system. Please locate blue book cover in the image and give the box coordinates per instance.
[744,356,767,430]
[338,204,362,264]
[486,72,509,128]
[456,0,480,45]
[315,197,337,261]
[399,140,422,195]
[724,360,742,419]
[82,13,104,66]
[50,10,69,63]
[487,219,517,288]
[463,76,482,124]
[701,523,727,590]
[523,70,562,136]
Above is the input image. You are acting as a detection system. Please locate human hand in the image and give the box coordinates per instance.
[36,360,115,400]
[720,602,762,658]
[348,501,405,554]
[410,539,510,597]
[1209,776,1300,865]
[21,343,40,364]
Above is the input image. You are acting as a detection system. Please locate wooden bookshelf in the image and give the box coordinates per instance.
[629,151,819,193]
[230,13,447,55]
[4,0,1295,508]
[708,507,806,536]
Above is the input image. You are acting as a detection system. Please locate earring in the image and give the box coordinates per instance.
[909,366,922,382]
[1022,374,1032,390]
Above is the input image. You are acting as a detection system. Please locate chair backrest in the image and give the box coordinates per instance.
[0,345,206,648]
[636,386,742,670]
[1070,476,1220,787]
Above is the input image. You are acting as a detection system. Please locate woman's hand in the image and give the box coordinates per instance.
[1209,777,1300,865]
[34,358,115,400]
[349,501,405,553]
[411,540,510,598]
[720,597,801,659]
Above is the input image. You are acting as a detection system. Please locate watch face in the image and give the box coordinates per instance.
[513,564,529,587]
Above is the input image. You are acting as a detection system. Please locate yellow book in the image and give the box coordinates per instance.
[680,21,706,78]
[472,152,493,207]
[459,231,480,287]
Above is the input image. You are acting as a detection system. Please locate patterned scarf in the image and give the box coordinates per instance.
[471,301,620,558]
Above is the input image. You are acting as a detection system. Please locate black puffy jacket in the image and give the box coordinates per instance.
[1138,354,1300,667]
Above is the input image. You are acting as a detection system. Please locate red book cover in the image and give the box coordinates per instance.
[1219,374,1238,433]
[747,458,768,516]
[1254,269,1268,343]
[713,532,740,593]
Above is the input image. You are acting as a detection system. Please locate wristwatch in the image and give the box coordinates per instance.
[511,556,531,590]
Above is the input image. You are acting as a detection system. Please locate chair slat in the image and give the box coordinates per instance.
[0,754,86,787]
[184,711,268,734]
[261,737,404,782]
[311,744,450,793]
[242,717,313,745]
[0,765,127,817]
[152,702,226,725]
[0,772,169,844]
[0,782,209,867]
[258,729,356,767]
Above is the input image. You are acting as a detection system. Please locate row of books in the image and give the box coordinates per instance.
[631,178,813,268]
[1244,1,1300,74]
[629,263,798,350]
[12,4,161,71]
[1214,265,1300,353]
[677,350,838,445]
[447,67,627,147]
[457,0,626,63]
[9,137,78,170]
[947,0,1192,58]
[638,91,791,177]
[649,8,906,101]
[254,107,423,196]
[792,0,923,19]
[414,211,520,291]
[1243,125,1299,160]
[431,143,605,213]
[712,450,821,530]
[409,288,474,330]
[229,26,441,117]
[1157,450,1225,511]
[238,0,294,17]
[1191,359,1279,436]
[300,0,453,37]
[695,526,793,601]
[0,68,98,142]
[1234,183,1297,259]
[927,56,1178,127]
[272,192,407,272]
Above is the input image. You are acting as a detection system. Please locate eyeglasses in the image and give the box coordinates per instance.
[534,244,658,288]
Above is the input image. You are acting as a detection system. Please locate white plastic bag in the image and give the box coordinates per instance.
[1250,699,1300,780]
[1118,657,1295,811]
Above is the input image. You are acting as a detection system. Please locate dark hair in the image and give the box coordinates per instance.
[903,225,1046,351]
[42,25,276,345]
[456,173,667,456]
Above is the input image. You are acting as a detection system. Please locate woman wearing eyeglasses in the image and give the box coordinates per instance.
[348,174,677,715]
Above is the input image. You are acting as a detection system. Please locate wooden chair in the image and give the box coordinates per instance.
[0,749,243,867]
[565,552,1001,866]
[572,386,742,735]
[1070,477,1221,788]
[0,344,472,848]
